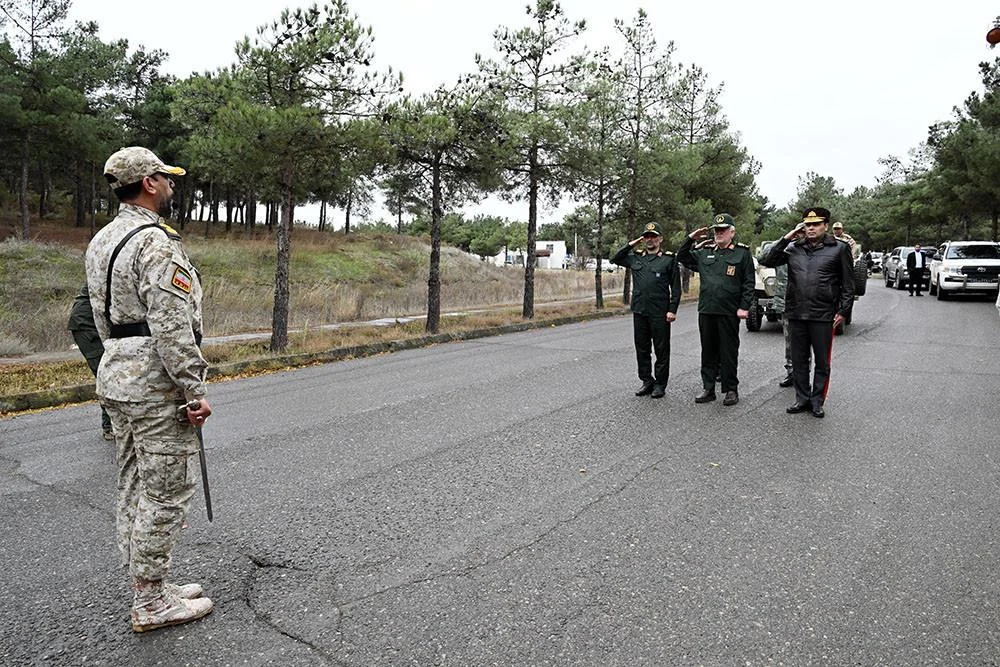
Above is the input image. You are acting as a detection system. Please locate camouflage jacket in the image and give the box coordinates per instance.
[85,204,206,403]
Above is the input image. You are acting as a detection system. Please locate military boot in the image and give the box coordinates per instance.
[131,578,213,633]
[165,582,204,599]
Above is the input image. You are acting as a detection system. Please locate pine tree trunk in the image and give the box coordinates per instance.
[271,165,294,352]
[19,134,30,239]
[343,193,352,235]
[522,144,539,319]
[595,183,605,310]
[426,158,443,333]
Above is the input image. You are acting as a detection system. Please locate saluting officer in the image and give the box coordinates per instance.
[613,221,681,399]
[85,147,214,633]
[677,213,755,406]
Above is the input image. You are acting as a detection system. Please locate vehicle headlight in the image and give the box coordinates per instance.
[942,263,964,276]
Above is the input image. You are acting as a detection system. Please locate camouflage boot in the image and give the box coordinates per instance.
[131,578,213,633]
[164,582,204,599]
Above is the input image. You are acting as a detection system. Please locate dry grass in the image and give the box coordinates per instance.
[1,223,626,354]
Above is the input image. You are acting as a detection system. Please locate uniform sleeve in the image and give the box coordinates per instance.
[739,251,756,311]
[676,237,698,271]
[668,258,681,313]
[837,243,856,316]
[611,244,632,268]
[135,235,208,401]
[760,238,790,268]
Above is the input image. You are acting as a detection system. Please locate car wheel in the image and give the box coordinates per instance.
[929,279,937,296]
[745,299,762,332]
[852,261,868,296]
[895,273,906,290]
[884,271,892,288]
[936,279,948,300]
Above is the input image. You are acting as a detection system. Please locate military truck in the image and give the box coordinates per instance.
[747,239,867,334]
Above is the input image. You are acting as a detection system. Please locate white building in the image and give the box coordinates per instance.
[491,240,568,269]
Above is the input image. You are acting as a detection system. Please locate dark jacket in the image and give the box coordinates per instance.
[760,235,854,320]
[612,244,681,316]
[676,237,755,315]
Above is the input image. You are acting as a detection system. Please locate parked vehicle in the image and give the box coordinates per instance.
[866,251,883,273]
[747,251,778,332]
[883,246,932,291]
[929,241,1000,299]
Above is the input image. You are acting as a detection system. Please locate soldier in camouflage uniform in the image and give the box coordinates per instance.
[677,213,755,406]
[67,284,113,439]
[612,221,682,399]
[85,147,214,632]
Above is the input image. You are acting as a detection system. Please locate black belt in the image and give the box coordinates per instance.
[108,322,151,338]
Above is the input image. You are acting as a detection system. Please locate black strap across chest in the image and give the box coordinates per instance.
[104,223,168,338]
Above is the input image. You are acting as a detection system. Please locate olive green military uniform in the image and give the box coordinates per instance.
[677,229,755,394]
[613,231,681,390]
[68,283,112,435]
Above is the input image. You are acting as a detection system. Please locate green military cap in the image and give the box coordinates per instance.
[641,221,663,237]
[104,146,186,190]
[712,213,735,229]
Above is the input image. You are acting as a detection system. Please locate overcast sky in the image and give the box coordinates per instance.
[66,0,997,222]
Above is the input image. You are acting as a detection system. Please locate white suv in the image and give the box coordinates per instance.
[929,241,1000,299]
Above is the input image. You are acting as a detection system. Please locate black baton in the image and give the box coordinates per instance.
[183,400,214,522]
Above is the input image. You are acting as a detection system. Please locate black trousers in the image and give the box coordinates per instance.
[908,271,923,295]
[633,313,671,386]
[698,313,740,392]
[788,319,834,408]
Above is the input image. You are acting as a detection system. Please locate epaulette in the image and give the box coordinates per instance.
[737,242,749,248]
[158,222,182,240]
[662,250,674,256]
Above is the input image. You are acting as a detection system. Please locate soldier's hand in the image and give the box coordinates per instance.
[833,313,845,329]
[689,227,709,240]
[185,398,212,427]
[784,222,806,241]
[736,308,749,320]
[630,236,645,246]
[666,312,676,323]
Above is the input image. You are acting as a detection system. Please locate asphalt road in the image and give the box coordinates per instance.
[2,282,1000,666]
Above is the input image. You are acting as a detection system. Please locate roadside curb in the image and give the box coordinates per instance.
[1,307,629,415]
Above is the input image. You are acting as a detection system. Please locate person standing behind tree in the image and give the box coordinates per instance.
[86,146,214,633]
[677,213,755,406]
[612,221,681,399]
[760,207,854,418]
[68,283,113,440]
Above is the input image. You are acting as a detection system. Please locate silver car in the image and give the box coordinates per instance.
[883,246,932,291]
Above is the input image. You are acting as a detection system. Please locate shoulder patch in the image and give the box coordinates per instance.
[737,242,749,248]
[170,265,192,294]
[158,222,182,240]
[663,250,674,256]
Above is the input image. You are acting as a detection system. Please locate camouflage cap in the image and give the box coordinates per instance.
[104,147,185,189]
[832,221,844,229]
[712,213,735,229]
[641,221,663,237]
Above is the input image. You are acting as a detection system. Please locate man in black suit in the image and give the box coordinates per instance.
[906,244,926,296]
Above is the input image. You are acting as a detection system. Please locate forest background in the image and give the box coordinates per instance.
[2,1,1000,360]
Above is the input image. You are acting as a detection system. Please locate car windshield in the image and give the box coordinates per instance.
[945,244,1000,260]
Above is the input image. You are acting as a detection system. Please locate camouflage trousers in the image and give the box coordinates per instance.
[102,398,198,582]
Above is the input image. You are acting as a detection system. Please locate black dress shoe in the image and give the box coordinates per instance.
[778,374,793,388]
[812,406,825,418]
[722,390,739,406]
[635,381,655,396]
[694,389,716,403]
[786,402,809,414]
[650,385,665,399]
